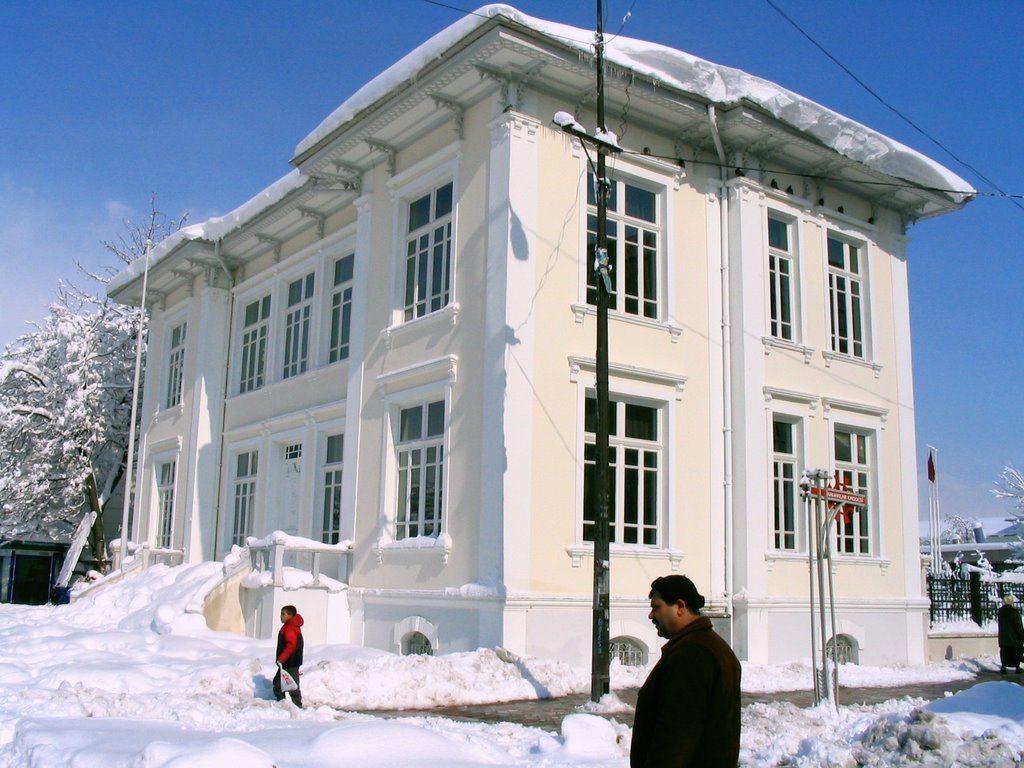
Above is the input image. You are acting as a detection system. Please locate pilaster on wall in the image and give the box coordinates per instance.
[340,192,373,586]
[185,278,233,562]
[728,183,772,599]
[482,108,540,596]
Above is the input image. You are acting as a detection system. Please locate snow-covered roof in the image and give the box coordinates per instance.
[108,169,307,294]
[110,4,973,299]
[294,4,973,201]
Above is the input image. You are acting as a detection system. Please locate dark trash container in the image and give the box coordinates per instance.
[50,586,71,605]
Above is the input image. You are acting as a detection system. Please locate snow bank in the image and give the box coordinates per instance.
[1,562,1022,767]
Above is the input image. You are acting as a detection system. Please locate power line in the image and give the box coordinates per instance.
[622,147,1024,200]
[763,0,1022,212]
[418,1,1022,202]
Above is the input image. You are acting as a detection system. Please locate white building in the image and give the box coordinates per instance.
[109,5,972,666]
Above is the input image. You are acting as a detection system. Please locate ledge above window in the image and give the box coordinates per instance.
[821,350,883,378]
[761,336,815,364]
[381,302,460,350]
[565,543,684,570]
[571,303,682,343]
[568,355,687,400]
[376,533,453,564]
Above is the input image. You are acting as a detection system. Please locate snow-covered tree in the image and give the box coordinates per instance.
[994,465,1024,569]
[0,289,139,558]
[940,514,980,544]
[994,465,1024,515]
[0,201,185,571]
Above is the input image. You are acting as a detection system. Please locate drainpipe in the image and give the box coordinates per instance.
[707,105,734,642]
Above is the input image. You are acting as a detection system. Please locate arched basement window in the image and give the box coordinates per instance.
[403,631,434,656]
[610,636,647,666]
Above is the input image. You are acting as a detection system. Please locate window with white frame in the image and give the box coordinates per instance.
[404,182,453,321]
[833,426,872,555]
[610,636,647,666]
[239,295,271,393]
[587,173,661,320]
[768,214,796,341]
[231,450,258,547]
[827,234,865,359]
[321,434,344,544]
[165,323,186,408]
[395,399,445,539]
[329,254,354,363]
[772,416,801,551]
[283,273,315,378]
[583,395,661,546]
[156,460,176,549]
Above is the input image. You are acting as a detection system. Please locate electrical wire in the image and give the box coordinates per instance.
[418,0,1022,202]
[619,146,1024,200]
[763,0,1022,212]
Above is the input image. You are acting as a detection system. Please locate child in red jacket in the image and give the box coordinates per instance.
[274,605,304,707]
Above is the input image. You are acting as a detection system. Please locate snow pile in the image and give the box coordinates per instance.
[0,561,1021,767]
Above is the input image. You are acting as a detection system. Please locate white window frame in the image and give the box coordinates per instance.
[402,181,454,322]
[238,294,271,394]
[826,231,868,360]
[327,253,355,364]
[385,146,462,332]
[770,414,803,552]
[566,357,684,568]
[282,271,315,379]
[376,355,457,557]
[393,398,446,540]
[767,211,798,343]
[230,448,259,548]
[831,424,875,557]
[582,394,664,547]
[164,321,187,409]
[585,171,664,321]
[321,433,344,544]
[155,459,177,549]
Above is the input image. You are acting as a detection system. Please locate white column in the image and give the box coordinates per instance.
[184,270,232,562]
[481,110,540,595]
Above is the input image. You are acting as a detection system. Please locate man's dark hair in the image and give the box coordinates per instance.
[282,605,297,617]
[649,575,705,613]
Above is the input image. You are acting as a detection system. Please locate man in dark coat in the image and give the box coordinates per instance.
[998,594,1024,674]
[274,605,304,707]
[631,575,741,768]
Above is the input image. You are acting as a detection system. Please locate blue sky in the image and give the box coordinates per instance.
[2,1,1021,532]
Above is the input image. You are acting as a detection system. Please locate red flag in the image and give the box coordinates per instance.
[927,451,936,483]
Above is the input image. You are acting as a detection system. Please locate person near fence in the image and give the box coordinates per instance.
[273,605,304,706]
[998,594,1024,674]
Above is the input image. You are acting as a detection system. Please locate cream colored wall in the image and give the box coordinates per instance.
[345,98,502,593]
[519,109,719,601]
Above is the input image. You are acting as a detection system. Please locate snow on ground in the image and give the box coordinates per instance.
[0,562,1021,767]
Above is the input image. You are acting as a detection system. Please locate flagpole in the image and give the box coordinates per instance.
[927,446,940,573]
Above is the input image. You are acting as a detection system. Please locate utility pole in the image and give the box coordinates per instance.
[590,0,612,703]
[552,0,621,704]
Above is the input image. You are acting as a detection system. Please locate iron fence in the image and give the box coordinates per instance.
[927,572,1024,626]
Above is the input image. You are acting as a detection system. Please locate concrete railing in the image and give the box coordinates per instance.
[245,532,353,587]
